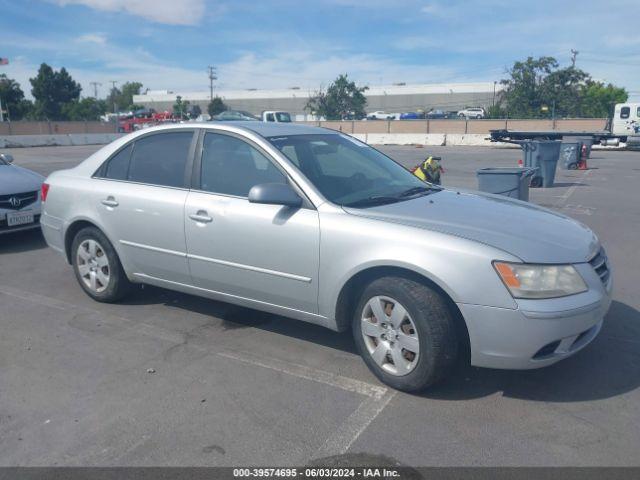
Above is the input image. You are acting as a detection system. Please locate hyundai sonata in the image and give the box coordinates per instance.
[40,123,612,391]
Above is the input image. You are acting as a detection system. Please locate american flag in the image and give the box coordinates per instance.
[0,58,8,65]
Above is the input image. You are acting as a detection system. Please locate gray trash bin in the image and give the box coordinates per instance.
[564,135,593,158]
[559,141,581,170]
[519,140,561,188]
[477,167,537,201]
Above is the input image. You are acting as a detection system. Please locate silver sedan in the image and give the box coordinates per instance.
[40,123,612,392]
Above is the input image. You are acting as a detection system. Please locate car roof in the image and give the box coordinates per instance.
[207,121,335,137]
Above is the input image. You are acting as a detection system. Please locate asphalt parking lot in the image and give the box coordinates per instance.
[1,144,639,467]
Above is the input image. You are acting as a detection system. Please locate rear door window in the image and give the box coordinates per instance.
[128,132,193,188]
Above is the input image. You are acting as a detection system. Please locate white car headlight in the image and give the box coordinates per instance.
[493,262,588,299]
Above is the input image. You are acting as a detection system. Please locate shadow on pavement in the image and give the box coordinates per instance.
[120,284,358,355]
[0,229,47,254]
[120,283,638,403]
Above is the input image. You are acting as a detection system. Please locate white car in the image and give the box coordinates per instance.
[0,153,44,234]
[458,107,486,119]
[367,111,394,120]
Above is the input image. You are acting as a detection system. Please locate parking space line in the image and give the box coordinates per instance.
[218,349,395,457]
[218,350,387,399]
[554,169,593,208]
[314,389,396,457]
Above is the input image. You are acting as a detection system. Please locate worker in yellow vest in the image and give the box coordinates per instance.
[411,156,444,185]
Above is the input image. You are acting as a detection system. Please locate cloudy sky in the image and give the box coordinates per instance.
[1,0,638,99]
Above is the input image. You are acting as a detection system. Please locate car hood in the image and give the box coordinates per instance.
[0,164,45,196]
[343,189,599,264]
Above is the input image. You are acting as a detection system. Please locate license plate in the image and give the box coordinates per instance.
[7,211,35,227]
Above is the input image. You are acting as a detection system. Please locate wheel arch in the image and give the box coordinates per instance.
[63,218,121,266]
[333,265,470,359]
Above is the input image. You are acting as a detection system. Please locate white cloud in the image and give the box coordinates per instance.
[76,33,107,44]
[53,0,206,25]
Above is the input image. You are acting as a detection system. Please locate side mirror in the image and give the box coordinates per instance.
[0,153,14,164]
[248,183,302,208]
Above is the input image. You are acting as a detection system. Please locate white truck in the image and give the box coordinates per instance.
[262,111,292,123]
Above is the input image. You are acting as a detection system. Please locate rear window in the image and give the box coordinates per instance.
[103,144,132,180]
[620,106,630,119]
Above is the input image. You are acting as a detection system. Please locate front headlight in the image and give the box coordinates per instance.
[493,262,587,299]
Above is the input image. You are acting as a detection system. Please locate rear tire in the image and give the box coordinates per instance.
[352,276,458,392]
[71,226,131,303]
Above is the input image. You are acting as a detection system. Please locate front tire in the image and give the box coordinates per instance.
[71,227,131,303]
[352,276,458,392]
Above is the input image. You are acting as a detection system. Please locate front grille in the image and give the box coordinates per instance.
[0,190,38,210]
[589,247,610,285]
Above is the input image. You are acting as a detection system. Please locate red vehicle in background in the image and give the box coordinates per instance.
[117,109,180,133]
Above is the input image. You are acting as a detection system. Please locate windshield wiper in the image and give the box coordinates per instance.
[398,185,441,198]
[343,195,402,208]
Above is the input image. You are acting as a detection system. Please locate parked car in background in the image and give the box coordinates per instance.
[458,107,486,119]
[399,112,422,120]
[212,110,259,121]
[367,111,394,120]
[40,123,612,392]
[425,109,449,119]
[262,111,292,123]
[0,153,44,235]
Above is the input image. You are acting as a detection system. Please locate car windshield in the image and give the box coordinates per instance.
[275,112,291,122]
[268,133,440,207]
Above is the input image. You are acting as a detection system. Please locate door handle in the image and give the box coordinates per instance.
[101,196,119,207]
[189,210,213,223]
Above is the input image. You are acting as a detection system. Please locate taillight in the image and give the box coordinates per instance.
[41,183,50,202]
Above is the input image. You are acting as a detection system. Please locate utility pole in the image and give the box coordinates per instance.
[570,49,579,68]
[492,81,497,108]
[109,80,118,133]
[207,65,217,101]
[90,81,102,98]
[0,57,7,122]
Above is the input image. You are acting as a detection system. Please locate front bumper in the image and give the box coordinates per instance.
[0,205,42,235]
[459,262,613,370]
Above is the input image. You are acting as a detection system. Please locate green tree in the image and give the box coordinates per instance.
[498,56,627,119]
[30,63,82,120]
[207,96,228,116]
[538,66,590,117]
[173,95,190,118]
[188,104,202,119]
[306,74,368,120]
[0,75,34,120]
[499,56,558,118]
[107,81,144,112]
[62,97,108,120]
[580,81,628,118]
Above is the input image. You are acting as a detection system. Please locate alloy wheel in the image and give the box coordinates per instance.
[360,296,420,376]
[76,239,111,293]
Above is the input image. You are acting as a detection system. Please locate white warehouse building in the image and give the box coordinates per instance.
[132,82,502,120]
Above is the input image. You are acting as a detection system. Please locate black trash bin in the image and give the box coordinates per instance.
[477,167,537,201]
[519,140,561,187]
[559,141,582,170]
